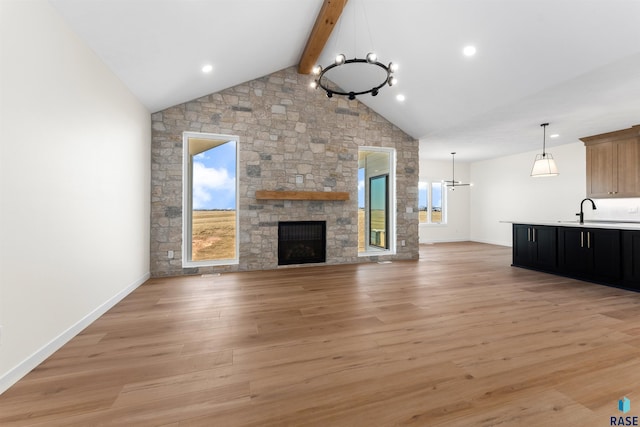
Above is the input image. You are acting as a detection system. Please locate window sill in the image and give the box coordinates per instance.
[183,259,239,268]
[358,249,395,257]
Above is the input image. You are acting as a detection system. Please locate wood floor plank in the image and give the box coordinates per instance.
[2,242,640,426]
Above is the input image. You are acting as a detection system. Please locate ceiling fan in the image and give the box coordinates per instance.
[443,152,471,191]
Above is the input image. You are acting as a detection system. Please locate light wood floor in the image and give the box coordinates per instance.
[2,242,640,426]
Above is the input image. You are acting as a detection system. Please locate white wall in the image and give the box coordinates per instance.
[469,142,587,246]
[419,158,471,243]
[0,0,150,393]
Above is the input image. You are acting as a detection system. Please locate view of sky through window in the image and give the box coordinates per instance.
[419,181,442,210]
[432,183,442,209]
[192,140,236,210]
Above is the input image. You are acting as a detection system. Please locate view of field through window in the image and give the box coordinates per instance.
[192,210,236,260]
[358,209,387,252]
[191,140,237,261]
[419,181,443,223]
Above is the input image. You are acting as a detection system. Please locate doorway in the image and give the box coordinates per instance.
[358,147,396,254]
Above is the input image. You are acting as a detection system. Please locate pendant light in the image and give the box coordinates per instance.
[531,123,559,177]
[444,152,470,191]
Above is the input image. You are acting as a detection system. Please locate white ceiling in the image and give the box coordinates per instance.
[50,0,640,162]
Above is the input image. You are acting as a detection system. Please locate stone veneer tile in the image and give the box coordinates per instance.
[150,66,419,277]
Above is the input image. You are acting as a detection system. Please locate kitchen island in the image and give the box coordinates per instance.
[507,221,640,292]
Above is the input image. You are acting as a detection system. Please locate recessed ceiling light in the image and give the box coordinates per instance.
[550,134,559,138]
[202,64,213,73]
[463,45,477,57]
[396,94,406,102]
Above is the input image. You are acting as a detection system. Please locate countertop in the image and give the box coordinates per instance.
[501,220,640,231]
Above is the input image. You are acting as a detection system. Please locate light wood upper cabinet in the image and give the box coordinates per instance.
[581,125,640,198]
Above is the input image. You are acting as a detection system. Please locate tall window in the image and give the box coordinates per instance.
[419,181,446,224]
[358,147,396,254]
[183,132,239,266]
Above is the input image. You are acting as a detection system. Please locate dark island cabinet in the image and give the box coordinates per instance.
[623,231,640,289]
[513,224,557,271]
[513,223,635,291]
[558,227,621,283]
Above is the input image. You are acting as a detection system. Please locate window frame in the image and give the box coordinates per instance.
[182,131,239,267]
[419,180,447,225]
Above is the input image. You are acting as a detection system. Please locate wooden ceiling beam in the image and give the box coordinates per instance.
[297,0,349,75]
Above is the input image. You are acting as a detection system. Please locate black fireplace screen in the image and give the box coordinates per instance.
[278,221,326,265]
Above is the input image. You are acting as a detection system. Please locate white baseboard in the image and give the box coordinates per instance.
[470,237,512,247]
[419,238,469,244]
[419,238,511,247]
[0,272,150,395]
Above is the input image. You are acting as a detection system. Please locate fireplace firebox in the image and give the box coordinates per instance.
[278,221,326,265]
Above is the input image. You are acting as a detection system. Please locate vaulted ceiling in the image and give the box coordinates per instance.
[50,0,640,162]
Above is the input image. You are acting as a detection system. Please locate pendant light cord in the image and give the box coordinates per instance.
[362,0,375,54]
[451,152,456,186]
[541,123,548,158]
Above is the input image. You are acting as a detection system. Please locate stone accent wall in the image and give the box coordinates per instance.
[151,66,418,276]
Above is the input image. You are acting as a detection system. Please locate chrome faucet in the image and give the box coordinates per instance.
[576,198,596,224]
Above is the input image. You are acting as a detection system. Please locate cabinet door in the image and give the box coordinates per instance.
[586,142,614,198]
[616,139,640,197]
[513,224,533,267]
[513,225,557,270]
[582,126,640,199]
[589,229,621,282]
[623,231,640,289]
[534,226,557,270]
[559,228,621,280]
[558,228,589,276]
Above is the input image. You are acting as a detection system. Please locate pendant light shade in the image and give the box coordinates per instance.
[531,123,559,177]
[531,153,559,176]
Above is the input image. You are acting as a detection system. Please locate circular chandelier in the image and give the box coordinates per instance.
[310,52,398,100]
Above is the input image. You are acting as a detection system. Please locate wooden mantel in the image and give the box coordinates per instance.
[255,190,349,201]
